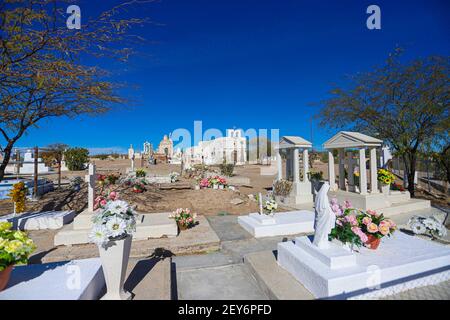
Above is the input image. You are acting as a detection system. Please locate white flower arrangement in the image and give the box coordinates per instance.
[170,172,180,183]
[263,198,278,215]
[407,215,447,238]
[89,199,137,247]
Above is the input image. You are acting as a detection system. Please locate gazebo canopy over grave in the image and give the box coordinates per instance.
[322,131,430,213]
[275,136,313,206]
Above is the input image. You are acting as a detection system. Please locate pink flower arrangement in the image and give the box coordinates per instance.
[330,199,397,249]
[94,191,119,210]
[351,226,368,243]
[169,208,198,229]
[198,176,227,188]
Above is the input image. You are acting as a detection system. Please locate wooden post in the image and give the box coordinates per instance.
[33,146,38,198]
[57,156,62,189]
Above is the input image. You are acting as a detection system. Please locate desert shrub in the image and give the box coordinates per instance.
[64,147,89,171]
[273,179,293,197]
[220,163,235,177]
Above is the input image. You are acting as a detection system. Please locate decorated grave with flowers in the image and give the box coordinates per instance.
[323,131,431,216]
[54,164,178,246]
[0,181,74,231]
[276,182,450,299]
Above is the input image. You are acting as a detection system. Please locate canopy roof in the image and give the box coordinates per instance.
[323,131,382,149]
[278,136,312,149]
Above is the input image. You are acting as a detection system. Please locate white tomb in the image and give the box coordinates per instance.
[323,131,430,215]
[238,210,315,238]
[20,150,50,174]
[278,232,450,299]
[54,164,178,246]
[274,136,314,207]
[0,210,75,230]
[0,258,105,300]
[277,182,450,299]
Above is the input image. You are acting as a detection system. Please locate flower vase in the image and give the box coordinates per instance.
[213,184,219,190]
[380,183,390,195]
[365,234,381,250]
[0,265,13,292]
[177,222,189,231]
[219,185,224,190]
[194,185,200,190]
[98,235,133,300]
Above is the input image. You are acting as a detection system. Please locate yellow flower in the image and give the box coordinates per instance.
[0,221,12,232]
[0,238,8,249]
[5,239,23,253]
[13,231,27,241]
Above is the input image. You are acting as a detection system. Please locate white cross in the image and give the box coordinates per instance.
[85,163,96,212]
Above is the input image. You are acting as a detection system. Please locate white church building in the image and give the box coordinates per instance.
[183,129,247,167]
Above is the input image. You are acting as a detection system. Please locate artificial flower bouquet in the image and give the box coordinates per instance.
[377,169,395,185]
[329,199,396,250]
[98,173,120,186]
[8,181,28,213]
[407,215,447,239]
[169,208,197,230]
[0,221,36,273]
[263,198,278,215]
[135,169,146,178]
[89,198,137,247]
[358,209,397,249]
[132,181,146,193]
[94,191,119,210]
[199,176,227,189]
[169,172,180,183]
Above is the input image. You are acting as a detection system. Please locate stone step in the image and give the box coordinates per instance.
[381,199,431,217]
[387,191,411,204]
[243,250,314,300]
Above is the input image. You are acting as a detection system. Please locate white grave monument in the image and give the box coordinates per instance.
[54,164,178,246]
[275,136,313,207]
[20,150,50,174]
[323,131,430,215]
[277,182,450,299]
[0,258,104,300]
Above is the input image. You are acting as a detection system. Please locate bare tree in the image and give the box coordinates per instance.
[0,0,153,181]
[317,49,449,196]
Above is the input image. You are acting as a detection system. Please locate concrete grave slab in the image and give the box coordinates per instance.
[0,258,104,300]
[1,210,75,230]
[238,210,315,238]
[54,212,177,246]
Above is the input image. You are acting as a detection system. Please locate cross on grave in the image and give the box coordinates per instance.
[85,163,96,212]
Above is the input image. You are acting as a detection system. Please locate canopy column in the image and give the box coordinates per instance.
[293,148,300,183]
[328,151,336,190]
[302,148,309,182]
[338,149,345,190]
[359,148,367,194]
[370,147,378,193]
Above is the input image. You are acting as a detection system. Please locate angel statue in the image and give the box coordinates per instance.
[312,182,336,249]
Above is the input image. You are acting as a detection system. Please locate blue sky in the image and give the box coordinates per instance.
[11,0,450,154]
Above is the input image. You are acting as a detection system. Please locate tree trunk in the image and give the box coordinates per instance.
[404,152,417,197]
[0,141,15,182]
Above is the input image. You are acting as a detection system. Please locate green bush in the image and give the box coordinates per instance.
[64,147,89,171]
[219,163,235,177]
